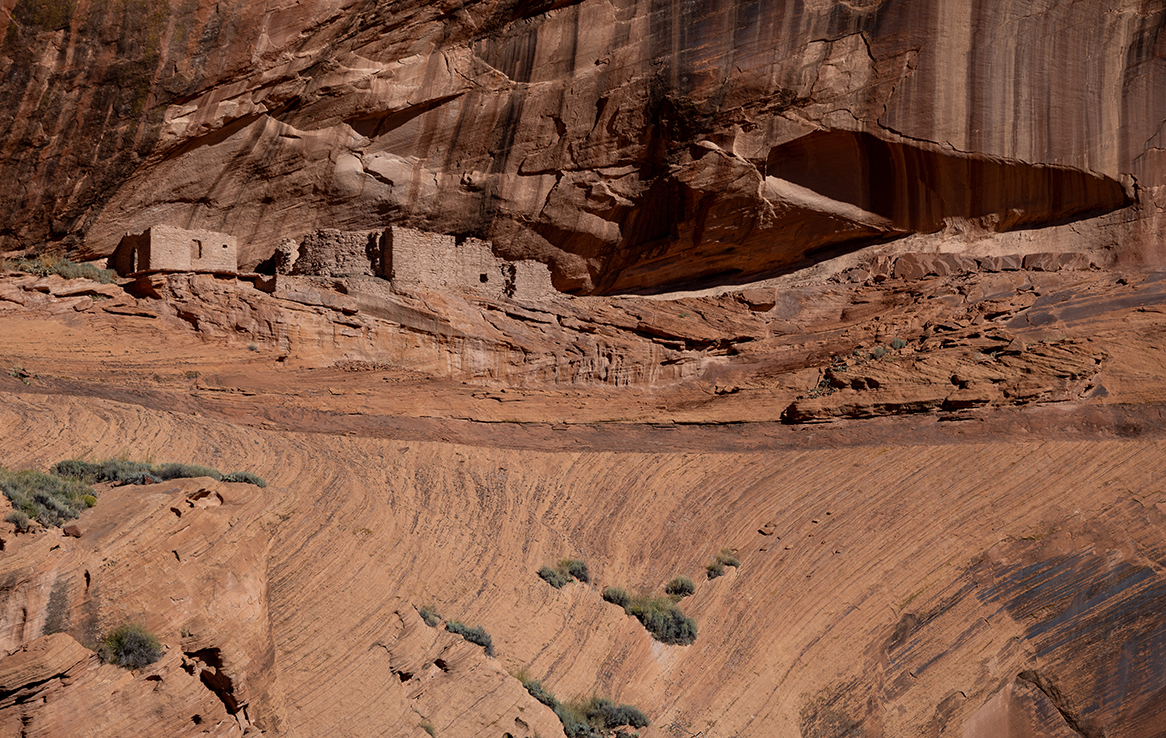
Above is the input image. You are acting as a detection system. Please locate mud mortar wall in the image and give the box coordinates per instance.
[113,225,237,275]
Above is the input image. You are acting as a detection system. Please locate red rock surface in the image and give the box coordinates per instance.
[2,1,1165,290]
[0,257,1165,736]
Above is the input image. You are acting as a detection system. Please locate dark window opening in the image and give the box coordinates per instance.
[479,273,489,283]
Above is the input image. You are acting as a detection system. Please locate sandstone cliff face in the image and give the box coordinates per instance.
[2,0,1164,291]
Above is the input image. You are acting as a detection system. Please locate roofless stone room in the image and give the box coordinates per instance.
[1,2,1165,737]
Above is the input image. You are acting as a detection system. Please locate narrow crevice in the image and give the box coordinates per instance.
[1016,670,1094,737]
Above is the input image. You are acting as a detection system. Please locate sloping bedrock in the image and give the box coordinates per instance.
[767,130,1131,234]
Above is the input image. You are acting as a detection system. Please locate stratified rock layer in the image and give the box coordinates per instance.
[1,0,1164,290]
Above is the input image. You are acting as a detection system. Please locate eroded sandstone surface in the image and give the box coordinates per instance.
[1,246,1166,736]
[3,1,1166,736]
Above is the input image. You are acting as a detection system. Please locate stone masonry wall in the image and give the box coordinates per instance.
[113,225,237,275]
[292,229,383,277]
[384,226,553,301]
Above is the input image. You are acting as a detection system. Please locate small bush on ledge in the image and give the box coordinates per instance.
[1,467,97,528]
[418,604,441,627]
[665,576,695,598]
[98,623,163,669]
[707,548,741,580]
[446,620,494,656]
[538,558,590,589]
[516,671,649,738]
[52,458,265,488]
[602,587,697,645]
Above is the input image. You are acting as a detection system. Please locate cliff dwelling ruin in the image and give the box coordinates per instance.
[116,224,554,301]
[113,225,238,276]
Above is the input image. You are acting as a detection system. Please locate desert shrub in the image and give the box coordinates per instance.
[891,337,907,350]
[418,604,441,627]
[556,696,650,737]
[222,471,267,487]
[591,699,649,729]
[53,458,265,487]
[624,595,698,645]
[155,463,223,481]
[8,255,115,283]
[538,558,590,589]
[98,623,163,669]
[562,559,590,583]
[602,586,697,645]
[446,621,494,656]
[0,468,96,527]
[870,346,888,360]
[708,548,741,579]
[517,673,558,708]
[665,576,695,598]
[716,548,741,567]
[516,670,648,738]
[601,586,629,608]
[538,565,570,589]
[5,510,30,532]
[52,458,155,485]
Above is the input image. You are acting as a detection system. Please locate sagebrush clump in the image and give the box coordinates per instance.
[603,587,697,645]
[98,623,163,669]
[665,576,695,598]
[4,255,116,283]
[418,604,441,627]
[446,620,494,656]
[516,671,648,738]
[0,467,97,528]
[707,548,741,579]
[538,558,590,589]
[52,458,265,488]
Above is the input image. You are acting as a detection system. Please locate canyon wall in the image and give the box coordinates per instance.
[1,0,1164,292]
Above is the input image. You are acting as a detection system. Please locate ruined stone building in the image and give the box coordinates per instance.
[382,227,552,300]
[113,225,237,276]
[283,225,554,300]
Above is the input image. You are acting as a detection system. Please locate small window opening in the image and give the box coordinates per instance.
[479,273,489,283]
[192,239,203,260]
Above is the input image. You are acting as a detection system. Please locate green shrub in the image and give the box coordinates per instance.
[538,558,590,589]
[717,548,741,567]
[708,548,741,579]
[446,621,494,656]
[7,256,116,284]
[53,458,265,487]
[870,346,889,360]
[155,463,222,481]
[538,565,570,589]
[419,604,441,627]
[562,559,590,583]
[601,586,629,608]
[222,471,267,487]
[602,586,697,645]
[891,337,907,350]
[5,510,30,532]
[555,696,650,737]
[515,670,648,738]
[665,576,695,598]
[624,595,698,645]
[98,623,163,669]
[518,673,558,708]
[0,468,97,527]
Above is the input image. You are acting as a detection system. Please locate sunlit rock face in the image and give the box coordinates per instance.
[1,0,1163,291]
